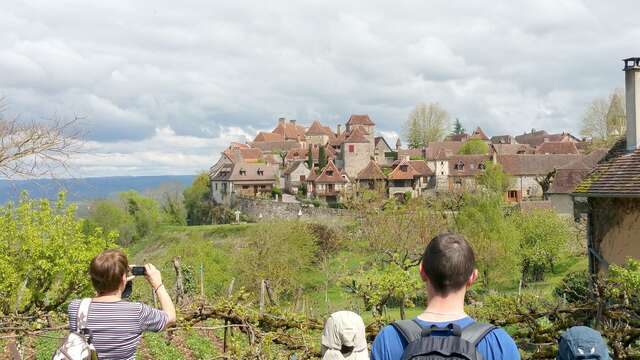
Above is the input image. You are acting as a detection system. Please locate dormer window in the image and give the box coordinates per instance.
[257,168,264,176]
[400,165,408,171]
[454,161,464,170]
[478,163,486,170]
[239,169,246,176]
[326,170,334,176]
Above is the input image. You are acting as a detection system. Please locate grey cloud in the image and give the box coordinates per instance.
[0,0,638,175]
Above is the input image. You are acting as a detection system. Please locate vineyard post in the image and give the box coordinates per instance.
[259,279,266,315]
[200,263,204,298]
[172,256,184,305]
[223,278,235,353]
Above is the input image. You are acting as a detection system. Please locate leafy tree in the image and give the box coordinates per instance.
[512,209,572,284]
[343,263,422,317]
[452,118,466,135]
[405,102,450,148]
[119,190,163,242]
[455,192,519,287]
[147,182,187,226]
[581,88,626,148]
[234,221,317,298]
[458,139,489,155]
[0,192,117,315]
[87,199,136,245]
[318,146,327,169]
[306,146,313,168]
[183,172,214,225]
[477,161,513,194]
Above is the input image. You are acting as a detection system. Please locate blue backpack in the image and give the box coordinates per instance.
[557,326,611,360]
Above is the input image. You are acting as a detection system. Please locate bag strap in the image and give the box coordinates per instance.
[77,298,92,332]
[461,322,497,347]
[391,319,424,344]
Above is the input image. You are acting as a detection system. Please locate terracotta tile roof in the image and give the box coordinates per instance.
[409,160,434,176]
[285,145,334,162]
[329,132,348,146]
[307,166,318,182]
[424,141,463,159]
[575,139,640,197]
[497,154,582,176]
[344,127,370,143]
[229,142,250,149]
[223,147,263,163]
[273,121,306,140]
[515,130,579,147]
[448,155,492,176]
[388,160,419,180]
[445,133,470,142]
[470,127,489,141]
[314,160,348,183]
[397,148,425,159]
[306,120,334,136]
[557,149,608,171]
[491,143,534,155]
[346,114,375,126]
[356,160,386,180]
[549,168,591,194]
[211,163,277,183]
[250,140,300,152]
[254,132,283,142]
[536,141,579,155]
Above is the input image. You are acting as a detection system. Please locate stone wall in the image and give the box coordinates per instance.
[232,196,353,222]
[591,197,640,272]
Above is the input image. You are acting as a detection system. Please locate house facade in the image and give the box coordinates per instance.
[211,163,279,205]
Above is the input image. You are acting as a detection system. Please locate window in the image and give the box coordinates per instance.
[326,170,334,176]
[349,144,355,153]
[454,161,464,170]
[242,185,250,189]
[508,190,519,200]
[257,168,264,176]
[239,169,246,176]
[215,183,218,190]
[300,175,306,181]
[260,185,266,189]
[327,184,335,192]
[478,162,486,170]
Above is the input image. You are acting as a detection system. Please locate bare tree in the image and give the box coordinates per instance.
[0,98,81,179]
[581,88,626,148]
[405,102,450,148]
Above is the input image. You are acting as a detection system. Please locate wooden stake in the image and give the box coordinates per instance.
[200,263,205,299]
[259,279,266,315]
[172,256,184,305]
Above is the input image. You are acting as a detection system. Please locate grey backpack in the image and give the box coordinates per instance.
[52,298,99,360]
[392,320,496,360]
[557,326,611,360]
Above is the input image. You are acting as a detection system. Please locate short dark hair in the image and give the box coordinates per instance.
[421,233,475,295]
[89,249,128,295]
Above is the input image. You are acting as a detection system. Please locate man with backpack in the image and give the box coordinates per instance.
[370,233,519,360]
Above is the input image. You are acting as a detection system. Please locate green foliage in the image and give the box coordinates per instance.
[452,118,466,135]
[234,221,318,298]
[581,88,626,148]
[183,172,214,225]
[298,182,308,197]
[87,199,136,245]
[458,139,489,155]
[184,330,220,359]
[455,192,519,287]
[409,155,425,160]
[384,151,398,160]
[607,258,640,305]
[142,332,186,360]
[271,186,282,199]
[318,146,327,169]
[343,263,422,316]
[477,161,513,194]
[0,192,117,315]
[306,146,314,168]
[554,271,591,303]
[405,102,450,148]
[120,190,164,242]
[512,210,572,283]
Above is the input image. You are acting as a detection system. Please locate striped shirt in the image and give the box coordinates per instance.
[68,299,168,360]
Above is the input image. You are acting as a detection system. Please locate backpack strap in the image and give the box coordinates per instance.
[461,322,497,346]
[77,298,92,332]
[391,319,424,344]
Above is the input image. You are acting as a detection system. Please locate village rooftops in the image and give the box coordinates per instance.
[515,130,580,147]
[356,160,386,180]
[305,120,334,136]
[448,155,492,176]
[388,160,419,180]
[491,135,516,144]
[575,139,640,197]
[283,160,308,176]
[250,139,300,152]
[424,141,463,159]
[536,141,579,155]
[470,127,490,141]
[491,143,534,155]
[497,154,583,176]
[344,127,370,143]
[445,133,470,142]
[223,146,263,163]
[346,114,375,126]
[211,162,277,183]
[272,119,306,140]
[548,148,610,195]
[314,161,348,183]
[253,132,284,142]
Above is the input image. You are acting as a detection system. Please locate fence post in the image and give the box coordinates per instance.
[172,256,184,305]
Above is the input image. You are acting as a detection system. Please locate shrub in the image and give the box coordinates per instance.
[554,271,591,304]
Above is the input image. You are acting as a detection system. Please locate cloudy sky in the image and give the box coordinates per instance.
[0,0,638,177]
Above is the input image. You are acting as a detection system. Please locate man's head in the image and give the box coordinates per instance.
[89,249,129,295]
[420,233,477,296]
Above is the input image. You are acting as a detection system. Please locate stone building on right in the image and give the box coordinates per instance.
[574,57,640,274]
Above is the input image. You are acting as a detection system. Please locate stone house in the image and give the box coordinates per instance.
[374,137,394,166]
[547,149,607,216]
[211,162,278,205]
[574,57,640,274]
[341,127,373,178]
[447,155,491,191]
[305,120,335,146]
[308,160,349,204]
[387,159,434,199]
[283,160,310,194]
[209,143,263,179]
[345,114,375,149]
[355,160,387,191]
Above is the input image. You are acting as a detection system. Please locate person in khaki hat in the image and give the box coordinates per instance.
[321,311,369,360]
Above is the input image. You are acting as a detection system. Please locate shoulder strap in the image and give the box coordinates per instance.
[391,319,423,344]
[77,298,92,332]
[461,322,497,346]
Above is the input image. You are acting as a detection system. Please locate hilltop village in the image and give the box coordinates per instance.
[209,115,605,216]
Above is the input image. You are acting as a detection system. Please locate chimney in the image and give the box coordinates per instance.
[278,117,286,125]
[337,124,342,135]
[624,57,640,151]
[290,119,296,126]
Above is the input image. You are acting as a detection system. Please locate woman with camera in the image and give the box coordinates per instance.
[66,249,176,359]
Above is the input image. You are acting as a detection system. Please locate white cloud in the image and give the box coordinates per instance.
[0,0,636,175]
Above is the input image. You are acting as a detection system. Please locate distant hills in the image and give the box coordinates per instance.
[0,175,196,204]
